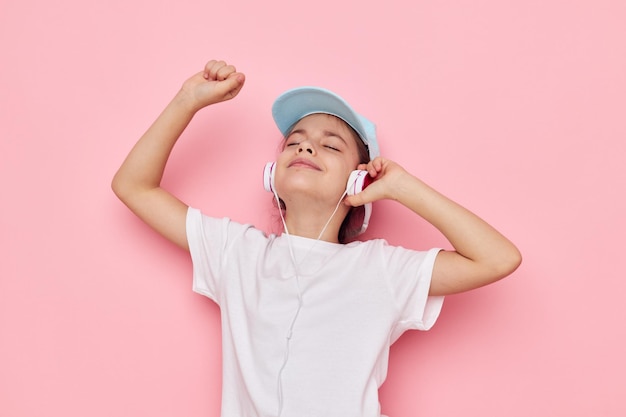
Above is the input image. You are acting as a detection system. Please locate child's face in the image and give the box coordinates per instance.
[274,113,361,206]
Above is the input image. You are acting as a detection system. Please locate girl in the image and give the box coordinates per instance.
[112,59,521,417]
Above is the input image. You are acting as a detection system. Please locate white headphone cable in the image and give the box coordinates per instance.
[272,186,348,417]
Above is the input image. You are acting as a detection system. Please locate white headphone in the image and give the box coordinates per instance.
[263,162,372,234]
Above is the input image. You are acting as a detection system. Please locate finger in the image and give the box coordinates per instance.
[344,192,369,208]
[368,157,385,177]
[203,60,217,79]
[364,161,379,178]
[226,72,245,98]
[216,72,246,100]
[216,64,237,81]
[204,60,227,80]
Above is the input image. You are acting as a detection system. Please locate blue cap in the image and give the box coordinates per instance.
[272,86,379,160]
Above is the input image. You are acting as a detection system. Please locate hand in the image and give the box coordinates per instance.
[344,157,411,207]
[179,60,245,112]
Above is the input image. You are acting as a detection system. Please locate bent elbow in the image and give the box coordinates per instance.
[111,171,126,201]
[111,170,137,206]
[496,246,523,280]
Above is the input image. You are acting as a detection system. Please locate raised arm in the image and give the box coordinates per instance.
[111,60,245,250]
[345,157,522,296]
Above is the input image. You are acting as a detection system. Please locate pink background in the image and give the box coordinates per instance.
[1,1,624,416]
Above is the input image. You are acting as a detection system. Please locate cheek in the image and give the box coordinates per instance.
[342,151,361,171]
[275,151,292,172]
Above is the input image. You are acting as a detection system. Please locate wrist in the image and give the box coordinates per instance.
[173,88,206,115]
[389,171,420,201]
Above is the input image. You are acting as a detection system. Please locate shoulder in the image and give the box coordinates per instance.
[337,238,440,275]
[347,238,437,258]
[186,207,271,248]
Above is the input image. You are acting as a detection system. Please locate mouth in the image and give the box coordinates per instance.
[288,158,321,170]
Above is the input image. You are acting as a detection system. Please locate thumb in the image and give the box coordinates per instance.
[217,72,245,101]
[344,190,371,208]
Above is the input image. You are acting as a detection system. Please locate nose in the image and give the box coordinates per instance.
[297,141,314,155]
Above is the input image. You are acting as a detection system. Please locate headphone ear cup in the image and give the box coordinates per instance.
[346,170,373,234]
[346,170,371,195]
[263,162,276,193]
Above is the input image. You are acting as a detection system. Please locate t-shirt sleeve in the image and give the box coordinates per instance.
[386,246,444,340]
[186,207,231,303]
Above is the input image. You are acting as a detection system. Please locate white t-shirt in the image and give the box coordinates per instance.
[187,207,444,417]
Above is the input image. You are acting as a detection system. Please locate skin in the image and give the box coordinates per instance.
[112,59,522,297]
[274,113,362,242]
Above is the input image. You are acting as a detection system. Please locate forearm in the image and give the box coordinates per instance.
[394,173,521,292]
[112,91,197,197]
[111,60,244,250]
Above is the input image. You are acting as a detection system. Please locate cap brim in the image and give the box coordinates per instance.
[272,87,379,159]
